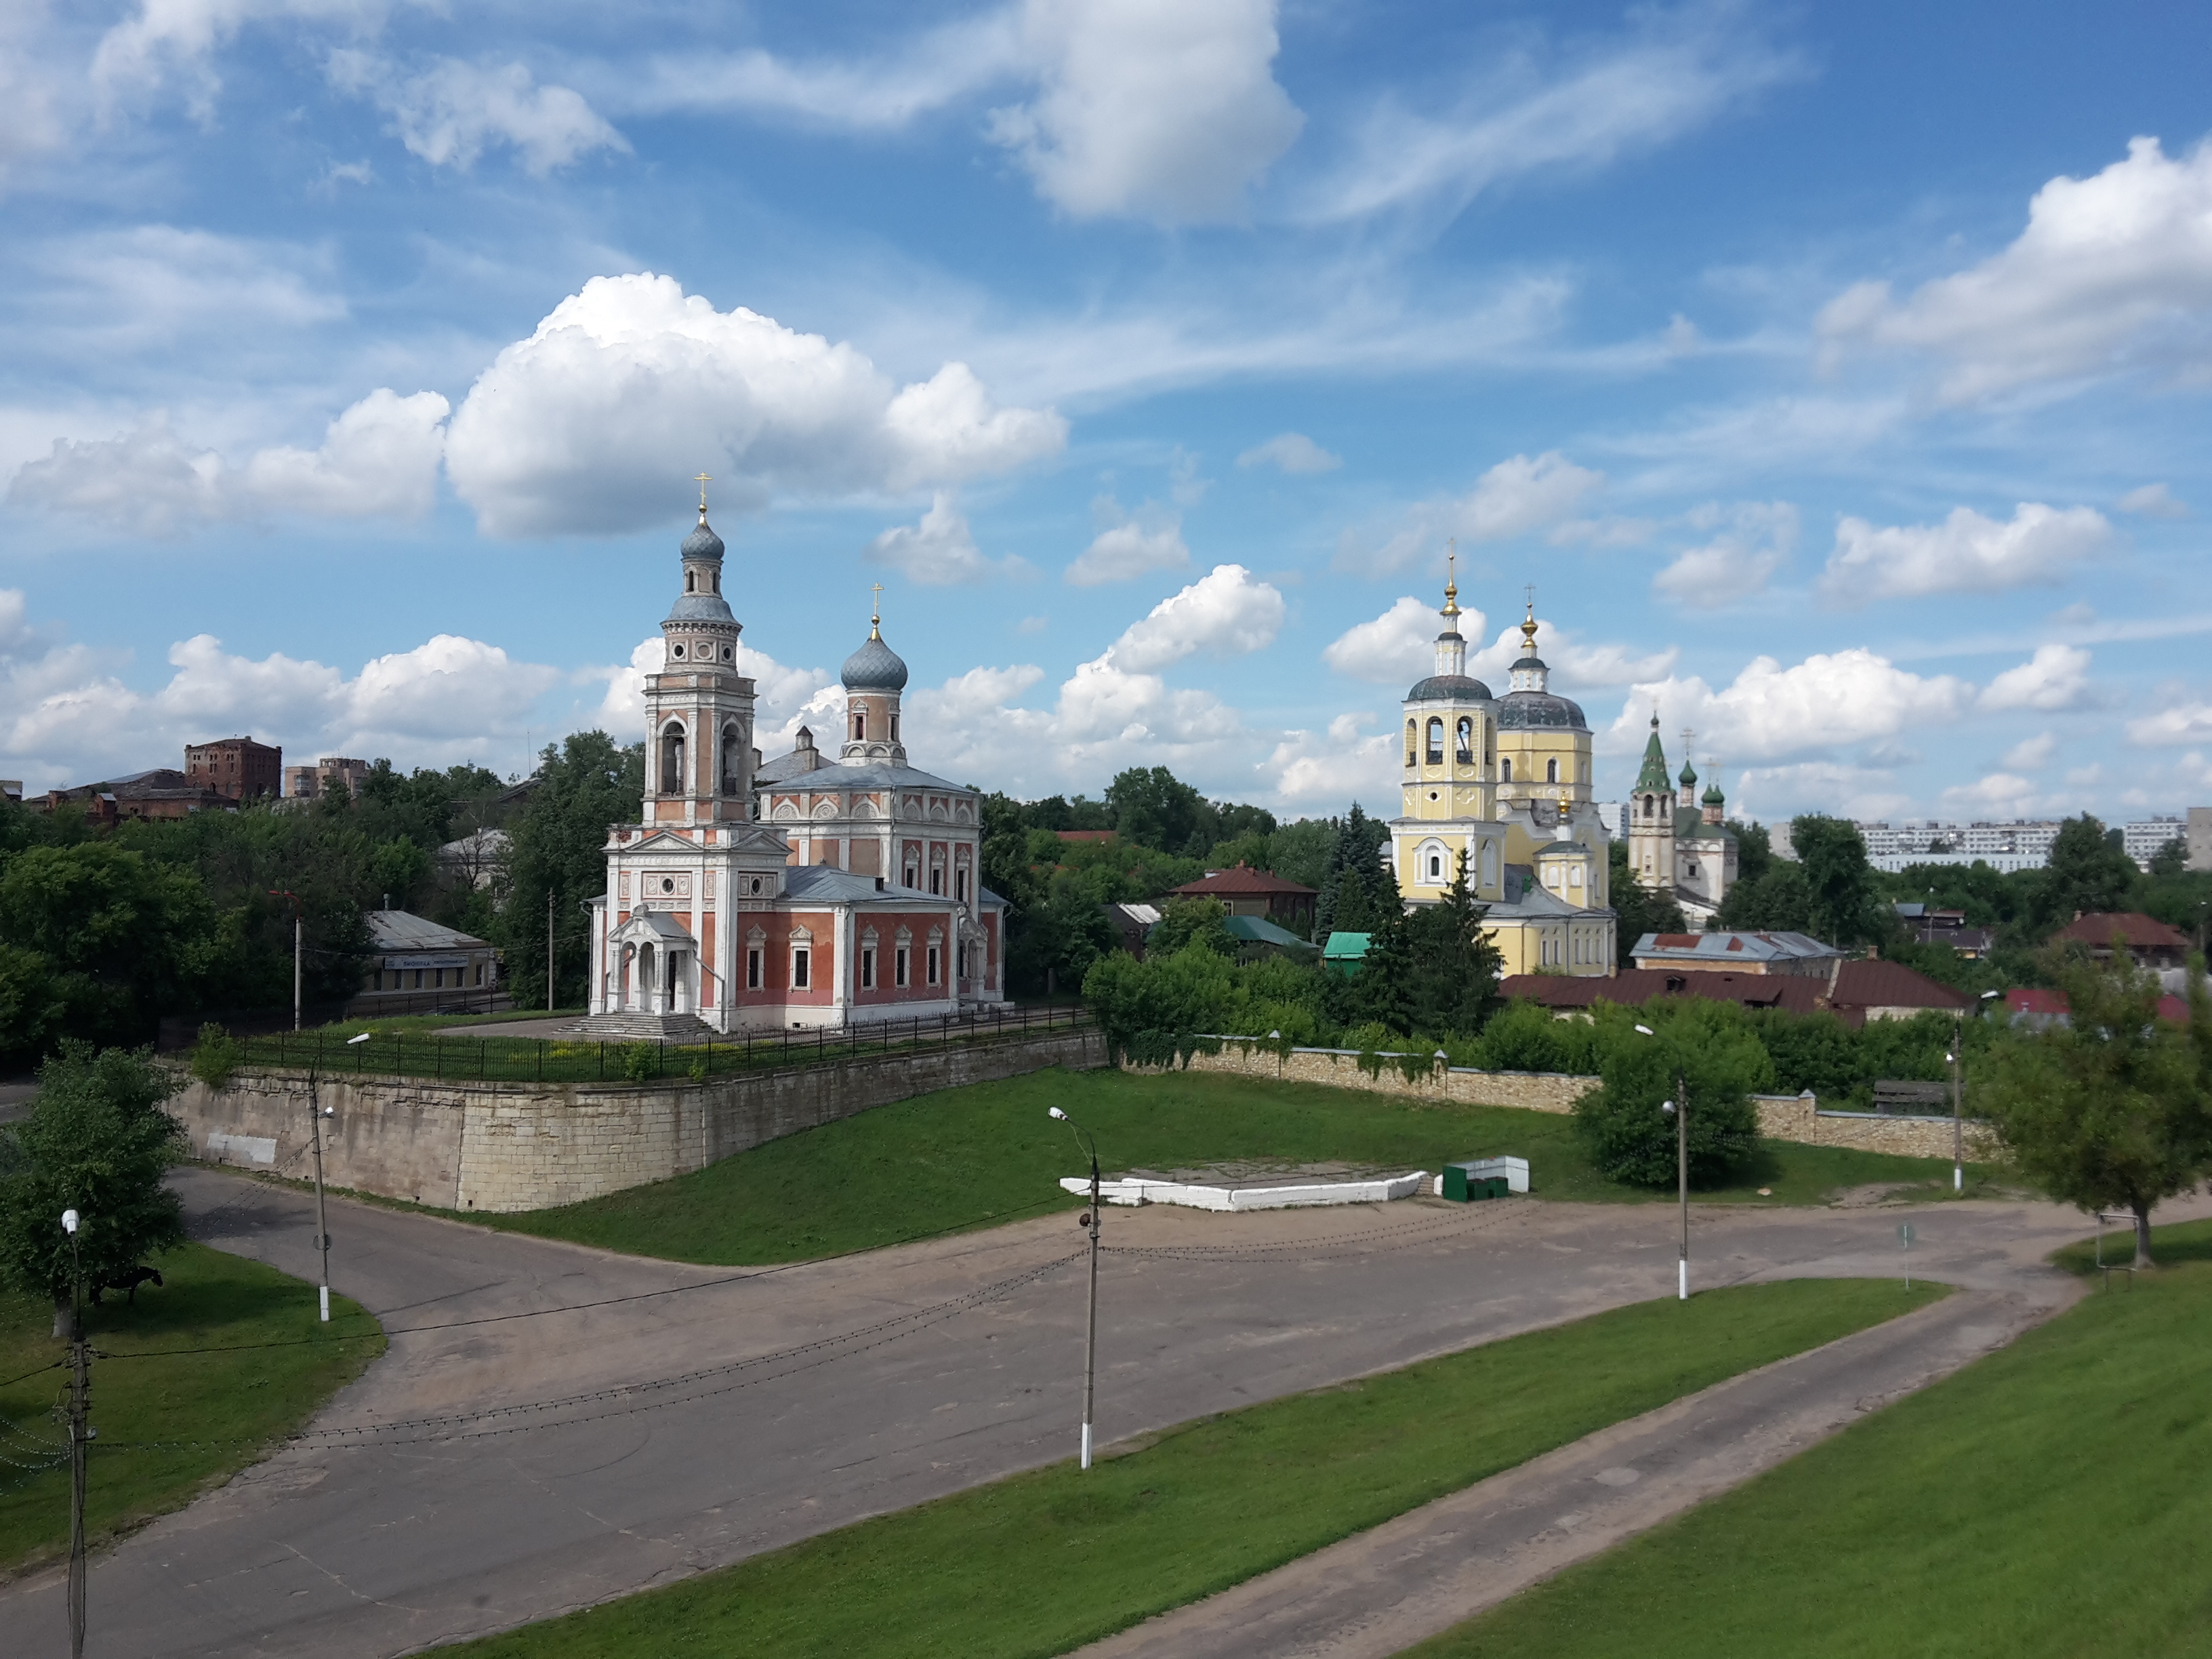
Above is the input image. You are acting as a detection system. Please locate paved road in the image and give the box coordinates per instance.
[3,1171,2186,1658]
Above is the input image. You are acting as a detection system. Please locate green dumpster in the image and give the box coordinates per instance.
[1443,1156,1530,1202]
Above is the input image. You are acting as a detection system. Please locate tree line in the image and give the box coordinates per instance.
[0,734,644,1067]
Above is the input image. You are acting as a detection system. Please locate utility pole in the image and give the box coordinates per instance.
[269,889,302,1031]
[61,1208,87,1659]
[308,1070,332,1323]
[547,889,556,1013]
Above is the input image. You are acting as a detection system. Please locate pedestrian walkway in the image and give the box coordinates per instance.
[1072,1284,2057,1658]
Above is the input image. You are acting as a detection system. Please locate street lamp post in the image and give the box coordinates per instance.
[61,1207,87,1659]
[1635,1025,1689,1300]
[308,1070,333,1323]
[1951,989,2003,1194]
[1049,1106,1102,1469]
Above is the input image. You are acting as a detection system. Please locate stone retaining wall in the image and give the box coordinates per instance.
[1156,1042,1994,1160]
[1157,1043,1595,1113]
[176,1027,1106,1213]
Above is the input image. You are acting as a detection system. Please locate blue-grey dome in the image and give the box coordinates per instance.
[682,517,726,560]
[665,593,735,623]
[1406,674,1494,702]
[841,632,909,691]
[1496,691,1589,731]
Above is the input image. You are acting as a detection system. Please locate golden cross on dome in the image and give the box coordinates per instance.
[1441,540,1460,617]
[869,581,884,640]
[694,472,712,514]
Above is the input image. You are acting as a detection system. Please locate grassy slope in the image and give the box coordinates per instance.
[0,1242,384,1575]
[1408,1222,2212,1659]
[449,1279,1941,1659]
[470,1067,1984,1265]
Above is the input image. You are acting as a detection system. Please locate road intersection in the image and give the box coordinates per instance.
[5,1167,2194,1658]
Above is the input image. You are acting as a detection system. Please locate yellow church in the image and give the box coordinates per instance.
[1387,572,1616,977]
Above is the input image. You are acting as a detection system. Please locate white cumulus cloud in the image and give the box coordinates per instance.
[1065,496,1189,586]
[443,274,1065,538]
[0,590,562,787]
[1343,451,1604,573]
[7,389,449,533]
[865,492,1028,585]
[1324,596,1465,684]
[329,52,628,175]
[1105,565,1284,672]
[1237,431,1340,474]
[2119,482,2189,518]
[1652,501,1799,608]
[1607,649,1975,764]
[2127,699,2212,747]
[987,0,1303,224]
[1267,713,1399,807]
[1816,136,2212,401]
[1820,503,2111,604]
[2002,731,2058,771]
[1979,644,2096,713]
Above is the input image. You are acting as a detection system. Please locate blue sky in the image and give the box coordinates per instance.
[3,1,2210,828]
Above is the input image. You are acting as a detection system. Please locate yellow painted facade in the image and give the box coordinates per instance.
[1387,587,1616,977]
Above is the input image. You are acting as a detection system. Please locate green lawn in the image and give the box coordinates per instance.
[1405,1227,2212,1659]
[468,1067,1986,1265]
[447,1277,1939,1659]
[0,1242,384,1575]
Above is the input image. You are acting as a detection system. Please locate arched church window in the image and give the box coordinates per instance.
[890,712,900,741]
[854,712,866,742]
[720,723,742,795]
[1500,758,1512,782]
[686,571,695,592]
[1456,717,1473,764]
[1405,720,1418,766]
[1547,757,1559,783]
[1428,853,1442,880]
[660,722,687,795]
[1425,718,1443,765]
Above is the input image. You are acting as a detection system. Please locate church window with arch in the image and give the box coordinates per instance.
[1425,718,1443,764]
[659,721,687,794]
[1547,757,1559,783]
[1500,758,1512,782]
[1405,720,1418,765]
[720,723,743,795]
[1455,717,1473,764]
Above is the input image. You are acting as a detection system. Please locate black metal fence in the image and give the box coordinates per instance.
[235,1002,1092,1085]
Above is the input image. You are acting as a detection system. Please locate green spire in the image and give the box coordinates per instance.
[1634,713,1671,792]
[1678,757,1698,787]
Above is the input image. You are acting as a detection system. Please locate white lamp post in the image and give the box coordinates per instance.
[1050,1106,1103,1469]
[1634,1025,1689,1300]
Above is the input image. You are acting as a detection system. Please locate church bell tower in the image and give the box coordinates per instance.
[644,478,758,825]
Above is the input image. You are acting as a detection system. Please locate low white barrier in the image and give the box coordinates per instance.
[1057,1170,1431,1211]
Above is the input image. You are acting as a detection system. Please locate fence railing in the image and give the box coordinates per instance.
[229,1002,1092,1086]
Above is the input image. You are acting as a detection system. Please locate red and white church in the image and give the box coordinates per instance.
[585,498,1006,1032]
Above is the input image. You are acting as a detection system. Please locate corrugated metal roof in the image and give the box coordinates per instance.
[367,911,492,951]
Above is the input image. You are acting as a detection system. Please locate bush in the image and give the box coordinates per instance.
[187,1022,245,1090]
[1469,1000,1602,1075]
[1574,1003,1769,1187]
[619,1042,659,1084]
